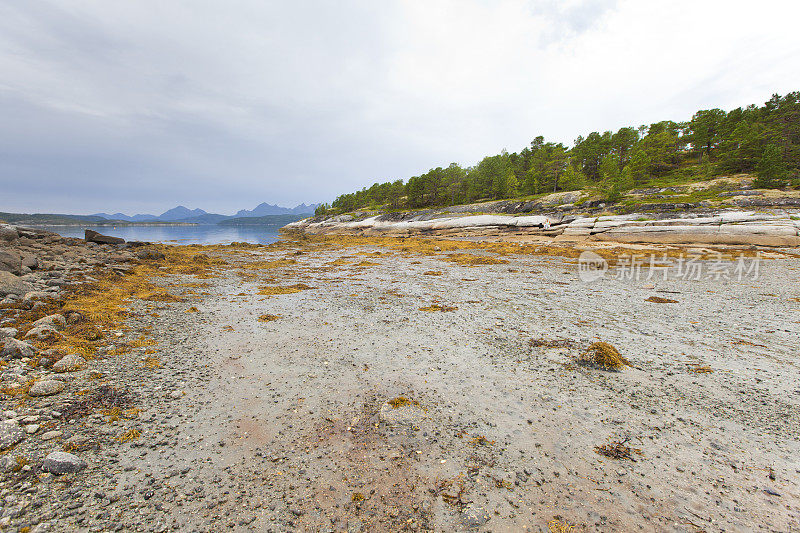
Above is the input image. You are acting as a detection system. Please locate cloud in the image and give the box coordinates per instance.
[0,0,798,213]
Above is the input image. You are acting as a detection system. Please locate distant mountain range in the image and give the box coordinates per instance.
[90,203,318,224]
[0,203,317,227]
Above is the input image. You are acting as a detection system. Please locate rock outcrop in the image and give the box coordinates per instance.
[84,229,125,245]
[285,209,800,247]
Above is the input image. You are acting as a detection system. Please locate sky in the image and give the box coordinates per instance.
[1,0,799,215]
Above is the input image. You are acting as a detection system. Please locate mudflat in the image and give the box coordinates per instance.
[2,233,799,532]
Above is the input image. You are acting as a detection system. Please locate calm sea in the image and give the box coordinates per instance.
[37,224,284,245]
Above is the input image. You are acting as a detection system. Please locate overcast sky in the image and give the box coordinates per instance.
[1,0,799,215]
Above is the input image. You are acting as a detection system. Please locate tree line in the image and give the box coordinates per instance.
[317,92,799,215]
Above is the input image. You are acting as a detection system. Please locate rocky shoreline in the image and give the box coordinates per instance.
[286,208,800,247]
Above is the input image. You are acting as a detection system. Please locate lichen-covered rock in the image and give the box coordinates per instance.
[0,422,24,450]
[52,353,87,373]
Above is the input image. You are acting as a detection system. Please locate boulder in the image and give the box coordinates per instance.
[0,250,22,274]
[28,380,65,397]
[31,314,66,330]
[21,255,39,270]
[24,324,60,341]
[52,354,87,373]
[84,230,124,245]
[1,339,36,359]
[0,271,33,297]
[23,291,51,301]
[0,327,17,339]
[0,225,18,242]
[0,422,24,450]
[42,451,87,474]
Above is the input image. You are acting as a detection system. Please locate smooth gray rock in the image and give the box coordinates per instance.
[28,380,66,397]
[43,451,87,474]
[0,327,17,339]
[0,271,33,297]
[0,422,24,450]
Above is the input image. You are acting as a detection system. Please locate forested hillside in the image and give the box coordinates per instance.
[318,92,800,215]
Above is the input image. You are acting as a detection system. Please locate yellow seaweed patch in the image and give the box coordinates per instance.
[257,283,314,296]
[419,304,458,312]
[143,356,162,369]
[258,314,282,322]
[423,271,443,276]
[387,396,420,409]
[645,296,678,304]
[239,259,298,270]
[579,342,630,371]
[442,253,508,266]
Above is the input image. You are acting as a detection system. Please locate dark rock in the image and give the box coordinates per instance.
[85,230,125,245]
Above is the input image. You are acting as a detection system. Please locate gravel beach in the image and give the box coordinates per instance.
[1,229,799,532]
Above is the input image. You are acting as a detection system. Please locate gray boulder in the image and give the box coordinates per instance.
[0,422,24,450]
[0,327,17,339]
[43,451,87,474]
[0,271,33,297]
[28,380,65,397]
[1,338,35,359]
[84,229,124,245]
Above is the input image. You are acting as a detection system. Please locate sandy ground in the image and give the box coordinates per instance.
[27,237,799,532]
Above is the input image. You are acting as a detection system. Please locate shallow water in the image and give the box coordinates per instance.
[36,224,283,245]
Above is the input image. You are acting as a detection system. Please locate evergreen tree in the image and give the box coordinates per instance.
[753,144,787,189]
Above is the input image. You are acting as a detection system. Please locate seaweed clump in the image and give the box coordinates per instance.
[645,296,678,304]
[579,342,630,371]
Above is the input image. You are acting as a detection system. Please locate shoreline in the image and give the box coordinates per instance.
[1,224,798,531]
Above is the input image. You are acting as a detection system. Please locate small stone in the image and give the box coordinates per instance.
[24,423,40,434]
[41,431,63,441]
[29,379,66,397]
[43,451,87,474]
[169,390,184,399]
[462,505,490,529]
